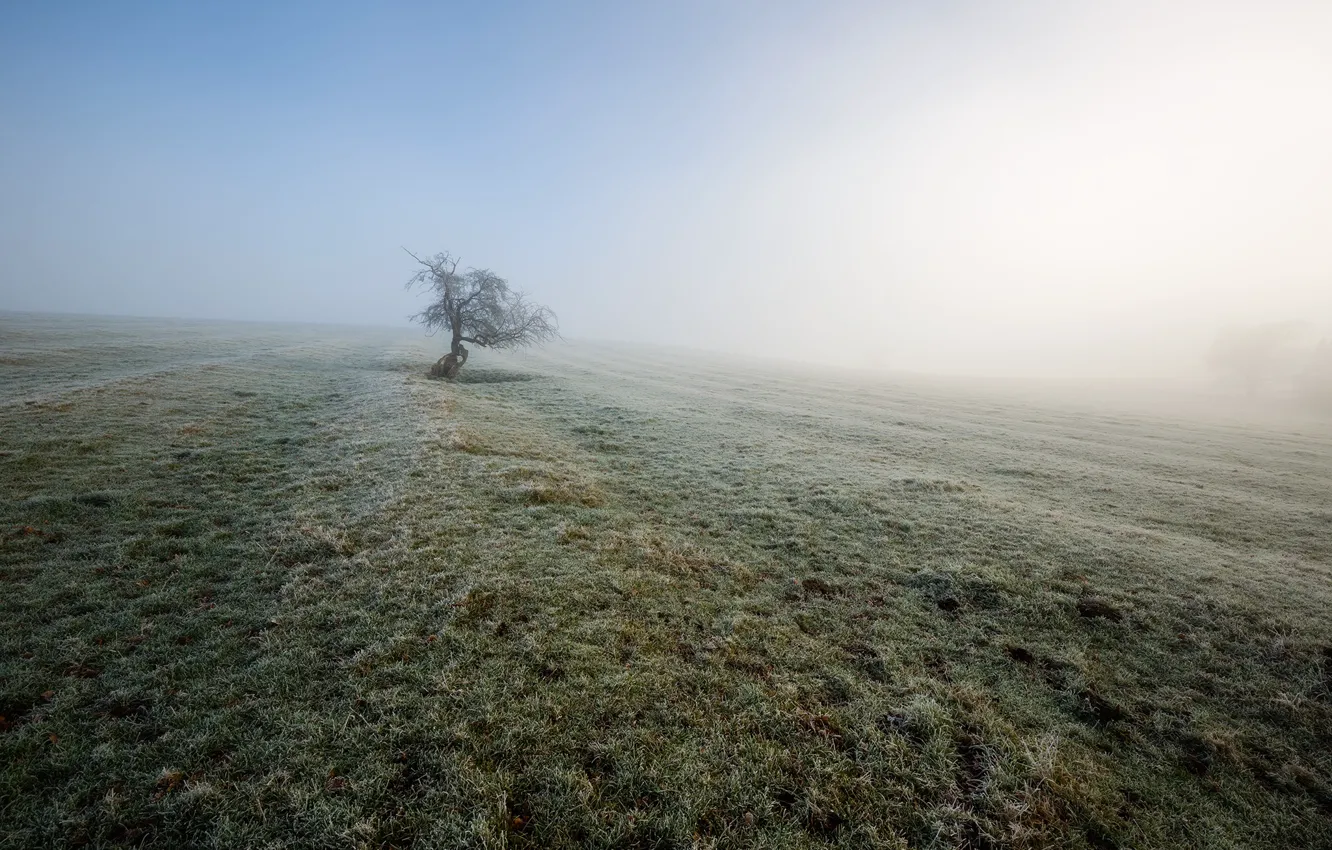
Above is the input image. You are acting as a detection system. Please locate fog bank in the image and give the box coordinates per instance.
[2,1,1329,378]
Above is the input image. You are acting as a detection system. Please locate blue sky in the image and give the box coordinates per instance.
[1,2,888,322]
[3,1,1330,375]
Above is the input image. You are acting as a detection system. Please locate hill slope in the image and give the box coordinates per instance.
[3,315,1330,848]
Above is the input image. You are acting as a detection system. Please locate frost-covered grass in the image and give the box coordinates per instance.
[2,313,1330,849]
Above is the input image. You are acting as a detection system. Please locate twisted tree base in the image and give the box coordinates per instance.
[429,346,468,379]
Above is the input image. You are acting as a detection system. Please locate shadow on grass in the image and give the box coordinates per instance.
[454,369,538,384]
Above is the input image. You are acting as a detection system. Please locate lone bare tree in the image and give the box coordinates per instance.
[404,250,559,378]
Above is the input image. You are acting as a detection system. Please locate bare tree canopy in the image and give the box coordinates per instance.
[404,249,559,378]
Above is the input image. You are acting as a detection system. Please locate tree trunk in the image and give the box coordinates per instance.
[429,336,469,379]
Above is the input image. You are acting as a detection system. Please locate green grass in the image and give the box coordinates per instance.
[2,314,1331,849]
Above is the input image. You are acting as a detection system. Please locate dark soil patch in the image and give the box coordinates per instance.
[807,807,844,838]
[1178,733,1216,776]
[0,697,38,732]
[1078,687,1129,726]
[1037,656,1074,688]
[876,712,927,748]
[773,786,800,813]
[94,695,153,719]
[1086,823,1120,850]
[801,577,838,597]
[537,661,566,682]
[1005,645,1035,664]
[1077,597,1123,622]
[107,817,159,847]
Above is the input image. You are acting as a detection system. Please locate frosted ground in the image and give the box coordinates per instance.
[2,313,1330,849]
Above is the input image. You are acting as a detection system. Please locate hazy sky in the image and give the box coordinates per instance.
[2,1,1330,376]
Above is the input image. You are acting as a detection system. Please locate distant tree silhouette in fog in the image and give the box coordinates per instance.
[404,250,559,378]
[1206,322,1313,397]
[1296,338,1332,411]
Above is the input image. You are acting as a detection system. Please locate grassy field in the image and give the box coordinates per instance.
[2,313,1331,849]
